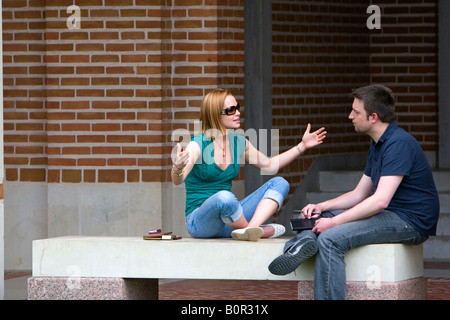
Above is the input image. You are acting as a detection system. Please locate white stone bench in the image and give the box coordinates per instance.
[27,236,427,300]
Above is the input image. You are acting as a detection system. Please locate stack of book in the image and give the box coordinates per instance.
[143,229,182,240]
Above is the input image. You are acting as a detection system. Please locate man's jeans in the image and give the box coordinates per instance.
[284,209,428,300]
[186,177,289,238]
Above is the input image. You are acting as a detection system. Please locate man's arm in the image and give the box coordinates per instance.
[312,175,404,233]
[302,174,373,218]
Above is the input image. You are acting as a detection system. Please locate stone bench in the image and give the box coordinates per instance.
[27,236,427,300]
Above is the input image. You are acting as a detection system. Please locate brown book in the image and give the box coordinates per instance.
[143,231,172,240]
[143,232,182,240]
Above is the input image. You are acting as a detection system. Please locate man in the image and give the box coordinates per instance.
[269,84,440,300]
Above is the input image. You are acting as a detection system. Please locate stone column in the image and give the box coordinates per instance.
[0,0,4,300]
[439,0,450,168]
[244,0,273,195]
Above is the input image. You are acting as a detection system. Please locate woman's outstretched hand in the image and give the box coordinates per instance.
[302,123,327,150]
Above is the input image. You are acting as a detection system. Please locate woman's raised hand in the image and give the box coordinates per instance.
[174,143,190,169]
[302,123,326,150]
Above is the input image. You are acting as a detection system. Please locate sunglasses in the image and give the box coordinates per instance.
[220,103,240,115]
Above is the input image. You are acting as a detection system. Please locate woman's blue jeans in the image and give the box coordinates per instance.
[185,177,289,238]
[284,209,429,300]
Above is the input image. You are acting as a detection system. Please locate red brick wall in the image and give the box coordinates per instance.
[271,0,438,190]
[272,0,371,187]
[2,0,438,187]
[369,0,438,151]
[2,0,244,183]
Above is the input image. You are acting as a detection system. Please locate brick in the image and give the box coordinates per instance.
[61,55,89,63]
[5,169,18,181]
[121,55,146,63]
[47,112,76,120]
[90,9,119,17]
[138,158,163,166]
[13,55,42,63]
[107,135,135,143]
[30,157,47,166]
[16,101,44,109]
[62,101,90,109]
[60,145,89,155]
[91,55,120,62]
[108,158,136,166]
[46,89,75,97]
[106,89,134,97]
[78,158,106,166]
[142,170,162,182]
[76,90,105,97]
[48,170,60,183]
[106,66,134,74]
[120,9,147,17]
[77,135,105,143]
[122,101,147,109]
[136,89,162,97]
[92,123,121,131]
[48,158,77,166]
[77,112,106,120]
[92,147,121,154]
[4,135,28,143]
[16,146,44,154]
[106,21,134,28]
[83,170,96,183]
[137,135,166,143]
[137,66,163,74]
[122,123,147,131]
[105,43,134,51]
[92,101,120,109]
[122,147,147,154]
[98,170,125,183]
[62,170,82,183]
[121,77,147,85]
[76,66,104,74]
[127,170,140,182]
[105,0,133,5]
[61,78,90,86]
[76,43,104,51]
[60,32,89,41]
[3,0,27,8]
[20,168,46,182]
[4,157,29,165]
[62,123,90,131]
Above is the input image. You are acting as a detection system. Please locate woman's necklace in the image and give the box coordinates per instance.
[213,137,226,157]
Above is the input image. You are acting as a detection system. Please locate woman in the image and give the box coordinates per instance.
[171,89,326,241]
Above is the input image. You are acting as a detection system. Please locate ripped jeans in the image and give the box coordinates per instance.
[185,177,289,238]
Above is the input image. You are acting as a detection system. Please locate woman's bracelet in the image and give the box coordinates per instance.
[171,164,184,176]
[295,144,302,154]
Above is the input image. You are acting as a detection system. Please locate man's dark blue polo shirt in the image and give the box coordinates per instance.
[364,121,439,236]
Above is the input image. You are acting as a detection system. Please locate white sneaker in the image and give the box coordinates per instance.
[231,227,264,241]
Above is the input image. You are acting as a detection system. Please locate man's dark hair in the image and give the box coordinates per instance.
[351,84,396,123]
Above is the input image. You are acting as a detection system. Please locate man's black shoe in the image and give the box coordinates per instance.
[268,237,318,275]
